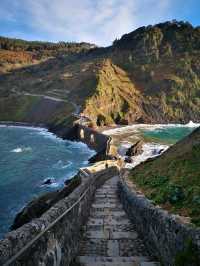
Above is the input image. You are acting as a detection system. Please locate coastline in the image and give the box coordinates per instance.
[0,121,200,265]
[0,121,46,129]
[0,121,98,237]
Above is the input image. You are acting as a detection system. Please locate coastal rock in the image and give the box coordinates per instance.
[88,149,118,163]
[11,175,81,230]
[152,148,165,156]
[64,179,71,186]
[126,140,144,157]
[42,178,55,185]
[124,156,133,163]
[158,148,164,154]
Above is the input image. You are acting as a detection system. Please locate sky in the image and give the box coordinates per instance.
[0,0,200,46]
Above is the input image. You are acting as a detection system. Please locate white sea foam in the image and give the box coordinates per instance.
[103,121,200,136]
[103,122,200,169]
[53,160,72,169]
[11,147,23,153]
[48,182,60,188]
[40,177,59,187]
[124,142,169,169]
[68,141,96,156]
[0,124,45,131]
[37,130,67,142]
[11,147,32,153]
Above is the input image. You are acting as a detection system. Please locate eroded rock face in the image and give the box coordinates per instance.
[88,151,117,163]
[124,156,133,163]
[11,175,81,230]
[126,140,144,157]
[82,59,147,126]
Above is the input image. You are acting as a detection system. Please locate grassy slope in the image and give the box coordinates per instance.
[0,36,95,73]
[129,127,200,226]
[0,95,75,127]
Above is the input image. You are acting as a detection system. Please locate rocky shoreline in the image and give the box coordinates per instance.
[0,120,114,233]
[0,120,200,265]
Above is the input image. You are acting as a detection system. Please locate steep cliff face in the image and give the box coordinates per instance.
[83,59,147,125]
[0,21,200,126]
[110,21,200,124]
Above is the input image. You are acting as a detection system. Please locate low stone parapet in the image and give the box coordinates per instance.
[0,161,119,266]
[118,176,200,266]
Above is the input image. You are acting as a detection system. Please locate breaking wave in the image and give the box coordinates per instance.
[11,147,32,153]
[103,121,200,135]
[123,142,169,169]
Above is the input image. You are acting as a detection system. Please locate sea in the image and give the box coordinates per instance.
[103,121,200,168]
[0,126,95,239]
[0,122,200,239]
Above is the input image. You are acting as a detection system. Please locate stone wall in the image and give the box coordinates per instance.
[0,161,119,266]
[66,124,111,153]
[118,177,200,266]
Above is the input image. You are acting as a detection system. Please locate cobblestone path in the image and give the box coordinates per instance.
[75,176,160,266]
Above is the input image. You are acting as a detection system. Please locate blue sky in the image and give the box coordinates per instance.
[0,0,200,46]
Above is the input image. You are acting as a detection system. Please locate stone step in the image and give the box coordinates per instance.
[77,256,160,266]
[95,192,117,197]
[90,207,124,213]
[93,199,120,205]
[90,210,127,219]
[92,203,123,209]
[79,238,149,257]
[96,188,118,192]
[74,176,160,266]
[95,193,118,199]
[85,229,138,240]
[93,200,119,205]
[85,224,137,234]
[87,217,131,227]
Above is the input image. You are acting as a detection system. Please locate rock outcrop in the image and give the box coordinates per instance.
[11,175,81,230]
[126,140,144,157]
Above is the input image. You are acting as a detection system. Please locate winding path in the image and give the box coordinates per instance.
[74,176,160,266]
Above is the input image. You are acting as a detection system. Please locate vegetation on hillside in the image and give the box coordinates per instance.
[0,20,200,126]
[0,95,75,127]
[0,36,96,52]
[129,127,200,226]
[80,20,200,125]
[83,59,145,126]
[0,36,96,73]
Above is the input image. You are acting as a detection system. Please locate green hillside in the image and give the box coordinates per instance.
[0,20,200,126]
[129,127,200,226]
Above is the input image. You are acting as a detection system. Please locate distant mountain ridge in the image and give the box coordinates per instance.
[0,20,200,127]
[0,36,96,52]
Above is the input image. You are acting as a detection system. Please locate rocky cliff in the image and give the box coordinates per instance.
[0,20,200,126]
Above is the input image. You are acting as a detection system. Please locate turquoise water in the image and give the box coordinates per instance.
[141,126,196,144]
[0,126,95,239]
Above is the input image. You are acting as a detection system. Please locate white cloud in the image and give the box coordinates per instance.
[2,0,174,46]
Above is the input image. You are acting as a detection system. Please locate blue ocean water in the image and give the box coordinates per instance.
[0,126,95,239]
[141,126,197,144]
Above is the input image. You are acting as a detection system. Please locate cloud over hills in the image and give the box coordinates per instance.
[0,0,199,46]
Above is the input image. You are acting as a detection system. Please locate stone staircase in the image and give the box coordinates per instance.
[74,176,160,266]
